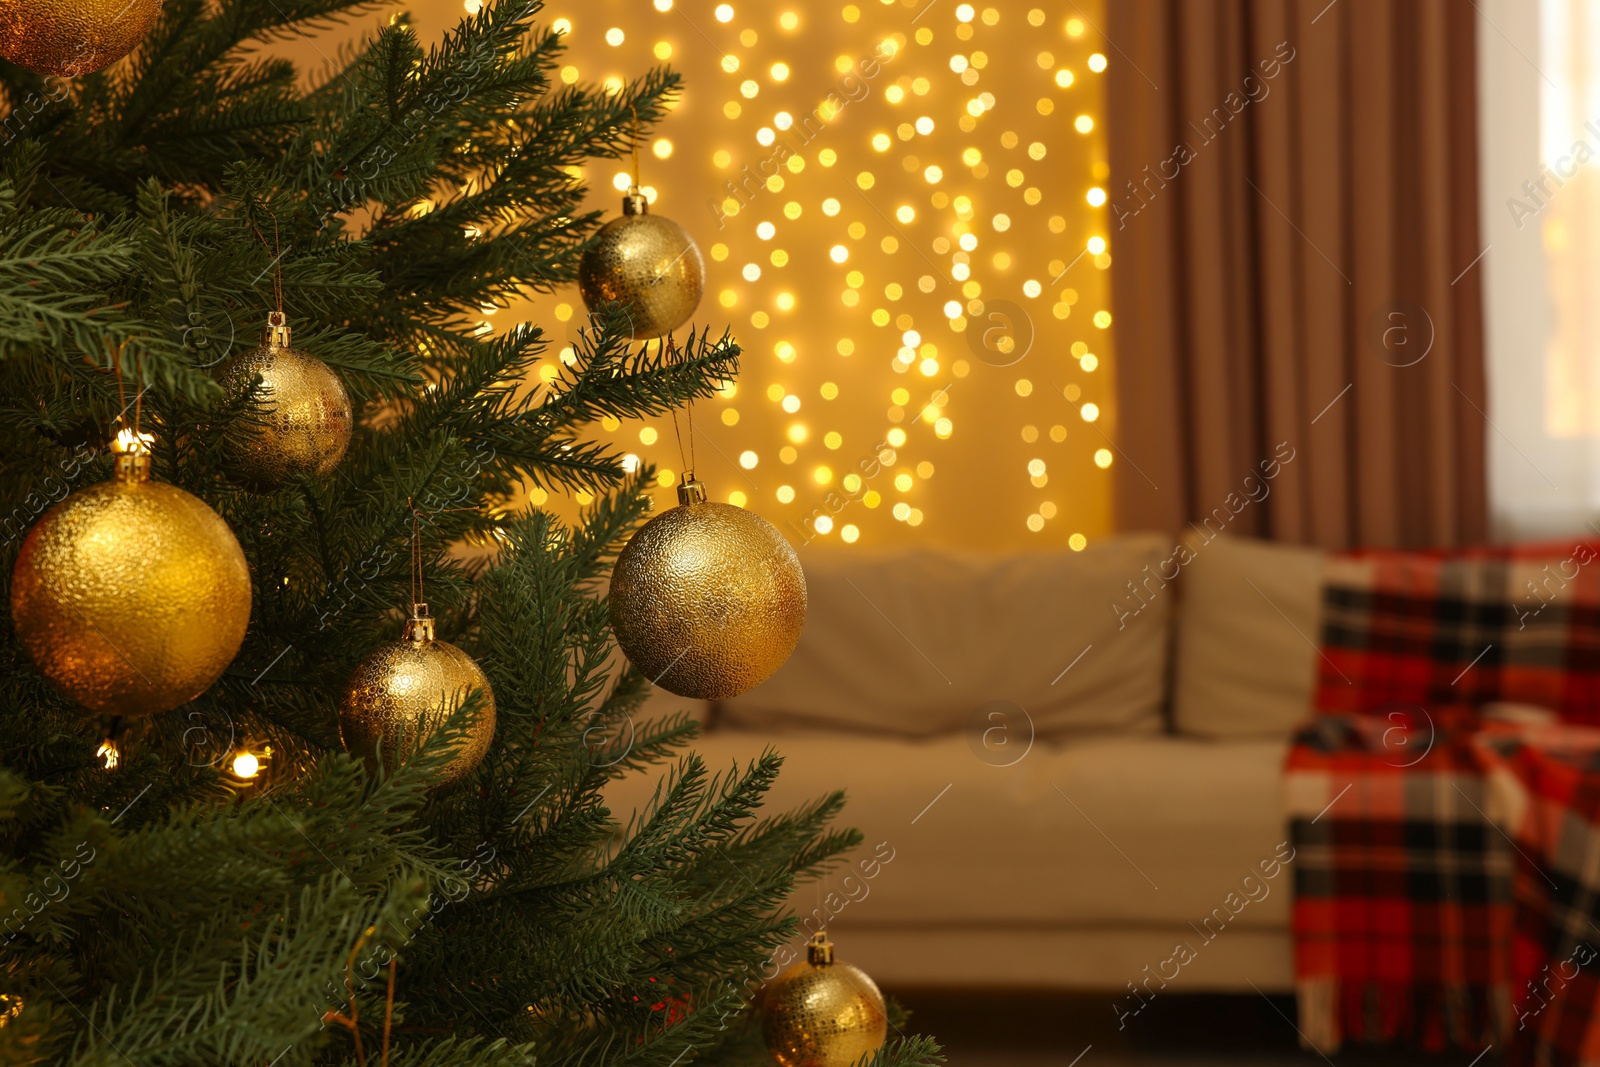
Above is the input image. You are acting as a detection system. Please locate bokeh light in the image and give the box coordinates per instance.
[511,0,1113,548]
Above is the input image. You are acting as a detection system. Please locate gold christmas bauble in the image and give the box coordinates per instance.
[219,314,352,492]
[609,478,806,700]
[578,189,705,340]
[761,933,888,1067]
[10,447,251,717]
[339,607,496,788]
[0,0,163,77]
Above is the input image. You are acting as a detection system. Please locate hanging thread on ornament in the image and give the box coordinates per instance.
[410,497,429,612]
[321,923,400,1064]
[630,104,641,189]
[114,342,139,441]
[405,499,482,609]
[108,339,154,458]
[249,212,287,326]
[667,336,697,482]
[218,208,352,491]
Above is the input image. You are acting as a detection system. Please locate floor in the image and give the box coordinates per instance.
[888,991,1497,1067]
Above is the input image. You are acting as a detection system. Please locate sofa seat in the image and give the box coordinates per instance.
[604,729,1292,991]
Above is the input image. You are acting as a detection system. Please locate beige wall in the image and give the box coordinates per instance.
[284,0,1114,551]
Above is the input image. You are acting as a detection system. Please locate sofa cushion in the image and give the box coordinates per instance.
[605,729,1293,931]
[716,534,1172,738]
[1171,535,1326,738]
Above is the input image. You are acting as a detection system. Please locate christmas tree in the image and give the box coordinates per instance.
[0,2,941,1064]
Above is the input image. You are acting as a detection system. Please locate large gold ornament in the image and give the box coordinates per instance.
[219,313,352,492]
[578,189,705,340]
[10,441,251,717]
[609,477,805,700]
[339,606,496,788]
[761,932,888,1067]
[0,0,163,77]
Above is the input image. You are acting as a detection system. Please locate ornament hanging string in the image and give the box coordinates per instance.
[407,499,481,609]
[626,106,698,481]
[246,210,286,316]
[133,350,144,440]
[410,498,424,609]
[112,341,128,431]
[108,339,146,444]
[630,105,641,190]
[667,337,697,479]
[381,956,397,1067]
[321,923,400,1067]
[622,105,698,482]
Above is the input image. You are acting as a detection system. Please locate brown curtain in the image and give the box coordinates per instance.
[1106,0,1489,550]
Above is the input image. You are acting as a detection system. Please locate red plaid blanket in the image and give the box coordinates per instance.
[1288,542,1600,1064]
[1499,725,1600,1064]
[1314,543,1600,722]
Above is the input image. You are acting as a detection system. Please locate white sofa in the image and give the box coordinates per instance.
[611,533,1328,992]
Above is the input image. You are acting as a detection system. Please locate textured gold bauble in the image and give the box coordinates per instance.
[339,607,496,788]
[219,313,352,492]
[10,448,251,717]
[609,478,806,700]
[0,0,162,77]
[761,933,888,1067]
[578,189,705,340]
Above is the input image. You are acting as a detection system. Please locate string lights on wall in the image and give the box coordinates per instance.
[499,0,1114,549]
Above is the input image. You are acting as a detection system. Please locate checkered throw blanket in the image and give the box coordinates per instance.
[1314,544,1600,722]
[1287,543,1600,1064]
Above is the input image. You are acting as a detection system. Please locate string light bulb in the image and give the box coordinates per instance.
[229,744,271,782]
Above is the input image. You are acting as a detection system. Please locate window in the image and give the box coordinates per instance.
[1480,0,1600,536]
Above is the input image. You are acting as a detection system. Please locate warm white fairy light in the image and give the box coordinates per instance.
[534,0,1111,545]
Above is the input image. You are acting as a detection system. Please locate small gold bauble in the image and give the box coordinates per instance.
[218,313,352,492]
[609,477,806,700]
[339,606,496,788]
[761,933,888,1067]
[10,447,251,717]
[0,0,163,77]
[578,189,705,340]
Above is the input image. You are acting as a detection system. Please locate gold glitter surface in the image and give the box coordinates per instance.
[578,195,706,340]
[338,620,496,788]
[761,943,889,1067]
[609,498,805,700]
[0,0,163,77]
[9,471,251,717]
[219,333,352,492]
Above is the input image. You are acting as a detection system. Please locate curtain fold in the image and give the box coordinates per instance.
[1106,0,1489,550]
